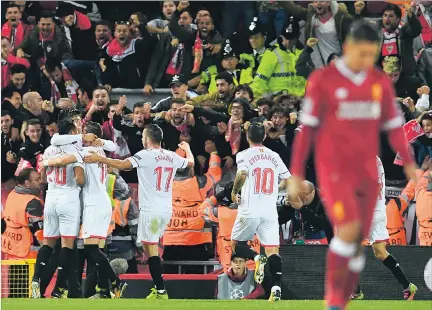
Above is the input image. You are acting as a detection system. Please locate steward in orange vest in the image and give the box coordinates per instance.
[162,148,222,267]
[2,168,44,259]
[105,172,141,273]
[415,167,432,246]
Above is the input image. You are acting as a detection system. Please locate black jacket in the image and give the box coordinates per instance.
[1,131,20,182]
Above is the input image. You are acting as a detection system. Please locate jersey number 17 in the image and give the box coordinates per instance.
[154,167,174,192]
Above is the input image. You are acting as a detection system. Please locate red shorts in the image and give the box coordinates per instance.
[319,174,379,238]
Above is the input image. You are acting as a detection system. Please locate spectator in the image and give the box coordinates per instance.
[15,11,73,69]
[101,19,155,89]
[187,72,234,113]
[251,17,307,98]
[84,86,111,125]
[3,63,29,96]
[147,0,176,34]
[18,118,47,169]
[256,1,286,41]
[144,9,194,93]
[378,3,421,76]
[1,37,30,89]
[43,59,80,106]
[255,97,273,119]
[216,252,265,300]
[412,112,432,166]
[56,2,96,61]
[45,120,58,138]
[95,20,112,48]
[151,74,197,113]
[2,88,22,111]
[232,84,254,104]
[57,98,76,110]
[280,1,364,69]
[1,3,31,49]
[417,44,432,87]
[413,1,432,52]
[1,110,20,184]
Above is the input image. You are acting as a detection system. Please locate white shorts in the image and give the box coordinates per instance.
[44,192,81,238]
[138,211,171,244]
[81,201,112,239]
[369,211,390,244]
[231,216,279,247]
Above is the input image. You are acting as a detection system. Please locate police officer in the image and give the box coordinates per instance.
[251,16,307,98]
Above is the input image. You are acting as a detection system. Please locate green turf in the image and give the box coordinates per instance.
[1,299,432,310]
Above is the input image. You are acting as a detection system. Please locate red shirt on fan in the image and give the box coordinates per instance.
[290,58,413,183]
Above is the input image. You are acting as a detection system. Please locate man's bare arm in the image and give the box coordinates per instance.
[44,154,77,167]
[85,151,133,171]
[232,171,248,196]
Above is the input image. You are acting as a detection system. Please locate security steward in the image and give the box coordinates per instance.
[2,168,44,298]
[162,140,222,273]
[238,17,273,85]
[251,16,306,98]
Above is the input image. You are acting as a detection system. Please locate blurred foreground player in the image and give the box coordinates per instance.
[350,157,417,300]
[289,21,417,310]
[231,123,291,302]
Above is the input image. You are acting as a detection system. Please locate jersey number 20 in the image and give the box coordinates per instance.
[154,167,174,192]
[47,167,67,185]
[252,167,274,195]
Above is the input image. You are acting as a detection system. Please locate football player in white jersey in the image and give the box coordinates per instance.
[40,121,127,298]
[231,122,291,302]
[31,118,86,299]
[84,124,194,299]
[350,156,417,300]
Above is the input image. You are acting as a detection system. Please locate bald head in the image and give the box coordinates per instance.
[22,92,43,115]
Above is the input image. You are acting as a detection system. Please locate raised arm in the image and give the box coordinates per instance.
[84,151,133,170]
[43,154,78,167]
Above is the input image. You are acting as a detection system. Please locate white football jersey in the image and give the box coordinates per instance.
[80,146,110,205]
[236,146,291,219]
[44,144,84,193]
[375,156,386,215]
[127,148,189,213]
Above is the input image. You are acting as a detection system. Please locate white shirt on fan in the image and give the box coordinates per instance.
[236,146,291,219]
[127,148,189,214]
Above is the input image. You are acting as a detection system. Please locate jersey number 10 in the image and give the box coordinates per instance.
[252,167,274,195]
[154,167,174,192]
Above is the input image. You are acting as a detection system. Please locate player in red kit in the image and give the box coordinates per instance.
[288,21,417,310]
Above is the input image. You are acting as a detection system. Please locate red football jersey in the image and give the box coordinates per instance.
[291,59,410,183]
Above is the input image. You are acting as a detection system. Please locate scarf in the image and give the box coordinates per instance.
[171,119,189,134]
[1,21,25,49]
[382,22,403,57]
[166,42,185,75]
[191,32,203,74]
[74,11,92,30]
[418,4,432,46]
[50,63,79,105]
[225,118,242,155]
[106,38,137,62]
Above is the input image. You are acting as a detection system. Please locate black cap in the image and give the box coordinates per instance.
[56,2,75,18]
[169,74,187,87]
[222,39,237,58]
[248,17,266,36]
[281,16,300,40]
[231,252,247,261]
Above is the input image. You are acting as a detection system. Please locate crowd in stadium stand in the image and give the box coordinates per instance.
[1,0,431,280]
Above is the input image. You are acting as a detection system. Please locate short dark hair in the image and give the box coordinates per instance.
[6,4,20,12]
[256,98,274,109]
[383,3,402,19]
[95,20,112,29]
[10,64,27,75]
[26,118,41,127]
[16,168,37,185]
[144,124,163,144]
[348,20,380,43]
[45,119,56,126]
[215,72,234,85]
[58,118,76,135]
[421,112,432,123]
[85,121,102,138]
[58,109,81,122]
[247,122,265,144]
[56,2,74,18]
[45,58,62,73]
[92,86,110,99]
[1,110,11,118]
[38,10,54,22]
[268,106,289,119]
[133,102,145,111]
[171,98,186,106]
[233,84,254,101]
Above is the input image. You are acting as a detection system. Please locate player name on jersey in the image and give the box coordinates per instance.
[337,101,381,120]
[248,153,279,168]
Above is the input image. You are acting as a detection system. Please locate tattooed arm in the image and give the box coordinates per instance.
[231,170,247,204]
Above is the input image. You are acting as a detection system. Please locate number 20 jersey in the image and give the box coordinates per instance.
[127,148,189,214]
[236,146,291,219]
[43,144,84,193]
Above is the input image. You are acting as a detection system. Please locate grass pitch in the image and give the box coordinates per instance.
[2,299,432,310]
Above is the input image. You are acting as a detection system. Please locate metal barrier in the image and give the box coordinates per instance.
[162,260,222,274]
[111,88,171,109]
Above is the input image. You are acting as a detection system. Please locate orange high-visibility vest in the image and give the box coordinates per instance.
[2,190,43,259]
[217,206,261,272]
[386,198,408,245]
[107,197,132,236]
[163,177,212,246]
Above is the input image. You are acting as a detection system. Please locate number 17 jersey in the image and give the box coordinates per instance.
[236,146,291,219]
[127,148,189,214]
